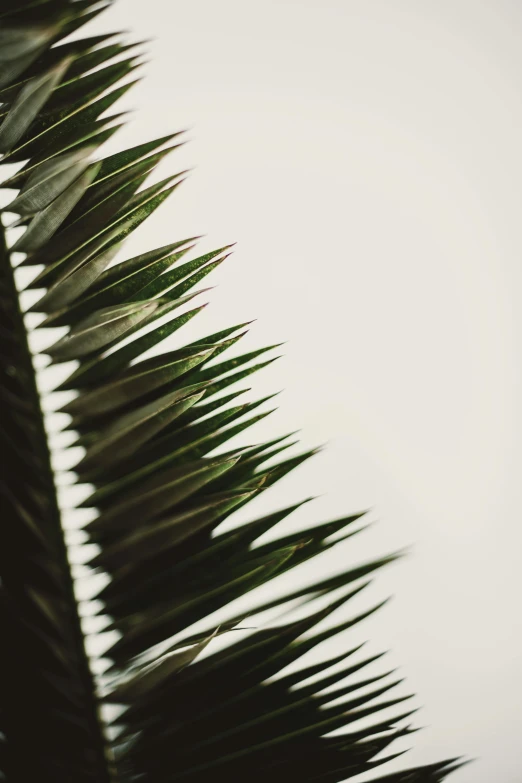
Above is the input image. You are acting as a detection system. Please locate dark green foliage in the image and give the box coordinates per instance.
[0,2,461,782]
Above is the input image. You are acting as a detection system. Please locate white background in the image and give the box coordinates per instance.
[42,1,522,781]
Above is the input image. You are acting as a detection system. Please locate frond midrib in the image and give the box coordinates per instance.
[0,220,113,782]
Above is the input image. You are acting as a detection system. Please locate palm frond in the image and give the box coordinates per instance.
[0,2,463,781]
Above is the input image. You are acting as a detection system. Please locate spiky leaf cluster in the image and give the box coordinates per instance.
[0,2,462,782]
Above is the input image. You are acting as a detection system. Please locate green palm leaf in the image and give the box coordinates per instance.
[0,2,463,782]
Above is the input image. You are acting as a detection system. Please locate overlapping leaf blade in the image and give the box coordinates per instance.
[0,4,460,783]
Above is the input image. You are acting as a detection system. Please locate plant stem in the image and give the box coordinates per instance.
[0,220,115,783]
